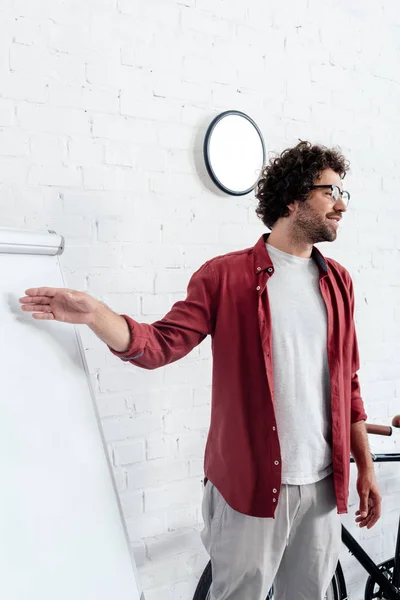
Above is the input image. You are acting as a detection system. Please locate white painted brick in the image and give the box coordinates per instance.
[164,406,211,435]
[95,393,130,418]
[47,82,84,110]
[101,414,162,441]
[0,98,15,126]
[162,221,218,244]
[62,191,134,218]
[87,269,155,296]
[154,269,192,294]
[126,512,166,541]
[11,16,46,46]
[104,141,136,168]
[136,146,168,172]
[29,164,82,187]
[178,432,207,458]
[82,86,120,113]
[10,42,86,83]
[120,492,144,518]
[85,60,134,89]
[125,244,184,270]
[141,293,174,316]
[63,243,121,268]
[143,586,172,600]
[126,387,191,415]
[91,112,158,145]
[146,434,178,461]
[113,440,146,466]
[127,459,189,490]
[193,386,211,407]
[101,293,139,317]
[181,8,234,37]
[145,529,204,563]
[17,103,90,136]
[0,128,29,156]
[49,80,119,116]
[68,137,104,166]
[166,507,201,533]
[97,218,161,243]
[188,458,203,477]
[145,479,200,512]
[82,165,148,193]
[157,123,197,151]
[153,78,211,105]
[30,134,69,164]
[0,72,47,103]
[0,157,28,184]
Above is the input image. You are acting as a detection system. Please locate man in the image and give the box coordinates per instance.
[20,141,381,599]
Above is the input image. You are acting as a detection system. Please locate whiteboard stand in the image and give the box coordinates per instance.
[0,228,144,600]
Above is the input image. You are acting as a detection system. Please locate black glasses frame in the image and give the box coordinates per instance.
[310,184,350,206]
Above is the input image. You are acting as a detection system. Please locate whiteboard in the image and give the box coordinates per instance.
[0,229,142,600]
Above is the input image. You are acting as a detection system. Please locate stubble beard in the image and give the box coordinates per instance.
[293,202,337,245]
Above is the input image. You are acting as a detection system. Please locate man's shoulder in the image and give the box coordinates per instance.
[205,245,254,270]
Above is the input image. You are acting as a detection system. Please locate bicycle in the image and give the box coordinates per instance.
[193,415,400,600]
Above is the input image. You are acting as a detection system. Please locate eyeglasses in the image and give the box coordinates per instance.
[310,185,350,208]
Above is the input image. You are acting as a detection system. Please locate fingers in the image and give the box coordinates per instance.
[355,495,381,529]
[19,296,52,305]
[32,312,55,320]
[21,303,52,313]
[358,494,369,519]
[24,287,60,297]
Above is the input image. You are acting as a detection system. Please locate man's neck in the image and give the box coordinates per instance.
[266,229,313,259]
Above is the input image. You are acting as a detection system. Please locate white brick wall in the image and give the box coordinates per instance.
[1,0,400,598]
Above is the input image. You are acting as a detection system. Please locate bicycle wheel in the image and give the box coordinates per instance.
[364,558,395,599]
[192,560,345,600]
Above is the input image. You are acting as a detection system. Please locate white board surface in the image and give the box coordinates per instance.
[0,230,142,600]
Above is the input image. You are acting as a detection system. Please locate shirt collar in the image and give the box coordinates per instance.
[252,233,329,275]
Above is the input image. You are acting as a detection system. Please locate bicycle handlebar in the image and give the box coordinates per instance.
[366,423,392,436]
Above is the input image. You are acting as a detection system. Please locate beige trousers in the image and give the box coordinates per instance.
[201,474,341,600]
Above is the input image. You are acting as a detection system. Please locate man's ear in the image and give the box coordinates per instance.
[287,201,298,215]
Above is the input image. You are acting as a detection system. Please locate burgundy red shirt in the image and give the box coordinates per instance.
[112,234,367,517]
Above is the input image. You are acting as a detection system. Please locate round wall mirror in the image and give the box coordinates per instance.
[203,110,266,196]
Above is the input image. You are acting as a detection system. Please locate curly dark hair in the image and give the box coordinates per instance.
[255,140,349,229]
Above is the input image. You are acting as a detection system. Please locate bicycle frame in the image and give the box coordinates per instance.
[342,525,400,599]
[342,452,400,599]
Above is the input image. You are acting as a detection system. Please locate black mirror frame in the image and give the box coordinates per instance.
[203,110,266,196]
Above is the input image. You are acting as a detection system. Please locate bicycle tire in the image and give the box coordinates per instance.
[192,560,346,600]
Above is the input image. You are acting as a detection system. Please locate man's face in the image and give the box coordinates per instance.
[293,168,348,244]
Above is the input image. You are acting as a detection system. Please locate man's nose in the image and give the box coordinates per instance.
[335,195,347,212]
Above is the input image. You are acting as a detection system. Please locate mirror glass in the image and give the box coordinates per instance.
[204,111,266,196]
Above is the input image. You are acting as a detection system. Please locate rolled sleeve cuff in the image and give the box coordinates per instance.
[108,315,145,361]
[351,398,368,424]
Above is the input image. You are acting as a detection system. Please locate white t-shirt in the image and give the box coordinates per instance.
[266,243,332,485]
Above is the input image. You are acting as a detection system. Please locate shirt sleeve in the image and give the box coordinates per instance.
[347,274,368,424]
[109,261,216,370]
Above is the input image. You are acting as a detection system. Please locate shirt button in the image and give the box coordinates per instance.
[272,426,276,431]
[272,498,277,503]
[273,488,277,493]
[267,267,274,273]
[274,460,279,466]
[256,286,260,291]
[257,266,261,271]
